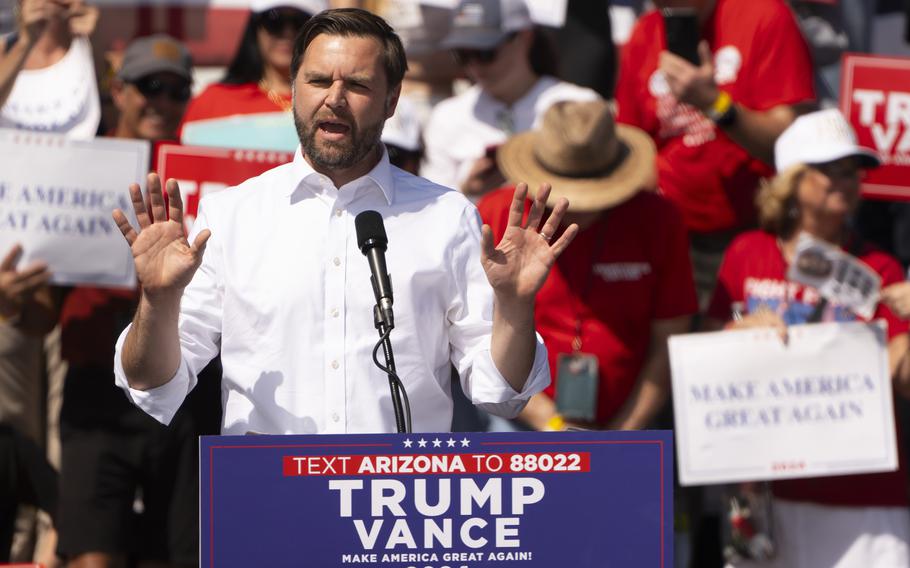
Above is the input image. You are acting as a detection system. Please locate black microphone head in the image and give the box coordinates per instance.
[355,210,388,252]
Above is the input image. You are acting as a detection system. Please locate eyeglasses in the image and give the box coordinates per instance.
[259,8,310,37]
[452,33,517,65]
[130,76,192,102]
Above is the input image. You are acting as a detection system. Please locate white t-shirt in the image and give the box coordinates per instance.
[420,75,600,191]
[0,36,100,139]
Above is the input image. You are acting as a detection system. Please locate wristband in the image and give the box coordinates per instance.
[545,414,565,431]
[706,90,737,126]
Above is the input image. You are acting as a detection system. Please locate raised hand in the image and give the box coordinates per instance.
[659,41,719,112]
[0,244,51,320]
[17,0,59,45]
[480,183,578,302]
[63,0,99,37]
[883,282,910,320]
[112,174,210,300]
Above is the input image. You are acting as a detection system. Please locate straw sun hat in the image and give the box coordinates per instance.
[496,100,657,211]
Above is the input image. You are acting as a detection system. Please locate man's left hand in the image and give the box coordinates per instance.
[480,183,578,303]
[659,41,718,113]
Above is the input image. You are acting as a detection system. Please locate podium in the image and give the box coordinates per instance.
[200,430,673,567]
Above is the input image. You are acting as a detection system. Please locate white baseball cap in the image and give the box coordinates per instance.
[442,0,533,50]
[250,0,326,15]
[774,108,880,173]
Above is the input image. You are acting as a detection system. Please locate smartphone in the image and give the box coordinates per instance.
[662,7,700,65]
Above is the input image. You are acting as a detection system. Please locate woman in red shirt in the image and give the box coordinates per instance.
[708,109,910,567]
[180,0,325,133]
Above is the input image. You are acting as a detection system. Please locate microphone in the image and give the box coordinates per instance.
[355,210,394,329]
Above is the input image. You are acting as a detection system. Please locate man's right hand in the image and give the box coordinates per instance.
[112,174,211,301]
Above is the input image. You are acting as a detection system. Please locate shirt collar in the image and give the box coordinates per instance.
[285,145,396,206]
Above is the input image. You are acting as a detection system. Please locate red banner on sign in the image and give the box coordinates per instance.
[840,53,910,201]
[282,452,592,477]
[156,144,293,231]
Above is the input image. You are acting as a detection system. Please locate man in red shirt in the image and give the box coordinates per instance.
[479,100,698,430]
[615,0,816,306]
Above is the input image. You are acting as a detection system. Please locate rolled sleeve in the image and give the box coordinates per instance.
[113,323,194,425]
[464,333,550,418]
[446,203,551,418]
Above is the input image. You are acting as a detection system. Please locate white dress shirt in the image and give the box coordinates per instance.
[114,148,550,434]
[420,75,600,193]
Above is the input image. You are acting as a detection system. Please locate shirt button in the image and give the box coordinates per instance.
[333,257,341,266]
[330,308,339,318]
[332,412,340,422]
[334,208,343,217]
[331,360,339,370]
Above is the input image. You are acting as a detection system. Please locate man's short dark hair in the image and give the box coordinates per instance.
[290,8,408,89]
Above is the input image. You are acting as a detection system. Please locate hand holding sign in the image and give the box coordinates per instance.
[786,233,881,319]
[112,174,210,300]
[0,244,50,320]
[726,306,788,343]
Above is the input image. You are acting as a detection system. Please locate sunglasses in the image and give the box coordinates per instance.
[259,8,310,36]
[130,76,192,102]
[453,33,517,65]
[811,159,863,181]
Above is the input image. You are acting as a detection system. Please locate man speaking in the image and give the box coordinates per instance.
[111,9,577,434]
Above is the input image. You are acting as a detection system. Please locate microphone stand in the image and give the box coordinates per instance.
[373,305,409,433]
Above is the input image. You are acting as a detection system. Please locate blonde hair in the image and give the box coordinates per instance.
[756,163,809,238]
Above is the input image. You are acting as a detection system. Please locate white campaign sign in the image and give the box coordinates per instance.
[0,129,148,288]
[670,321,897,486]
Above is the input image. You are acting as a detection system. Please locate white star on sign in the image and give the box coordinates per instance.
[447,438,456,447]
[432,438,442,448]
[418,438,428,448]
[460,438,470,447]
[403,439,413,448]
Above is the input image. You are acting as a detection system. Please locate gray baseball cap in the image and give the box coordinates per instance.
[442,0,533,50]
[118,34,193,82]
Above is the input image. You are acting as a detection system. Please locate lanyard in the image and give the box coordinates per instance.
[564,212,610,352]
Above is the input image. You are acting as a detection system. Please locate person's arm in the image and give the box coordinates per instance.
[881,283,910,398]
[460,155,506,198]
[111,174,211,390]
[659,43,810,165]
[517,392,559,431]
[0,244,54,336]
[888,333,910,399]
[481,183,578,391]
[609,316,691,430]
[0,0,56,108]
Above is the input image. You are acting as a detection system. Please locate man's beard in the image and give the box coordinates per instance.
[295,108,385,171]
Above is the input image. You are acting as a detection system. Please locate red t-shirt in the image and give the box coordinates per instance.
[179,82,291,135]
[708,230,910,507]
[478,188,698,424]
[615,0,815,234]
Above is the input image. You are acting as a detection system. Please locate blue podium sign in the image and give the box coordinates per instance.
[200,430,673,567]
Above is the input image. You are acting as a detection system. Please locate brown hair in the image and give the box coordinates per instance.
[756,163,809,238]
[290,8,408,88]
